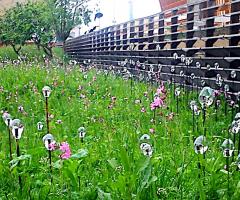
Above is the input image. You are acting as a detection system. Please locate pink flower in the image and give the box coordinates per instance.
[77,85,83,91]
[49,142,57,151]
[149,128,155,134]
[141,107,146,113]
[111,96,116,102]
[150,97,164,110]
[166,112,174,121]
[157,84,166,95]
[214,90,221,97]
[59,142,71,159]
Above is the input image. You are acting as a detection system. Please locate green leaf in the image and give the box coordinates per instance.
[71,149,88,159]
[97,188,112,200]
[107,158,118,169]
[53,160,63,169]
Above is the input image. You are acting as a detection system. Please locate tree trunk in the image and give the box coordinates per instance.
[11,44,21,56]
[41,45,53,58]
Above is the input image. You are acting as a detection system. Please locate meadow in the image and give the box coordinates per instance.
[0,60,240,199]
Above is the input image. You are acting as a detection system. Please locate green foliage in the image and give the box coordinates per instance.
[47,0,91,42]
[0,3,31,55]
[0,45,64,61]
[0,2,54,57]
[0,64,239,199]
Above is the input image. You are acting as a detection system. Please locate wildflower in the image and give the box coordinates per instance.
[59,142,71,159]
[56,120,62,124]
[111,96,116,102]
[80,94,86,99]
[49,142,57,151]
[157,84,166,95]
[214,90,221,97]
[141,107,146,113]
[166,112,174,121]
[18,105,24,112]
[150,97,164,110]
[149,128,155,134]
[77,85,83,91]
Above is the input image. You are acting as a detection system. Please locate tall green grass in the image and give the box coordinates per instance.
[0,64,239,199]
[0,45,64,61]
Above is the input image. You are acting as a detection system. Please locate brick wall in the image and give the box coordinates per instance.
[159,0,187,11]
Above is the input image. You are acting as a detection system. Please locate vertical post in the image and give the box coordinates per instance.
[45,97,49,134]
[7,119,12,160]
[16,139,22,190]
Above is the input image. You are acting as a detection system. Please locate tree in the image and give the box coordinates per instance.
[25,2,55,57]
[0,2,54,58]
[0,3,32,56]
[47,0,91,43]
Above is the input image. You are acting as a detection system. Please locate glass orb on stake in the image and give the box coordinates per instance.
[42,86,51,134]
[2,112,13,160]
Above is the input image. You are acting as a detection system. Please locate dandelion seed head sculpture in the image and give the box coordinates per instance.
[194,135,208,154]
[190,73,195,80]
[222,139,234,157]
[206,64,211,70]
[230,70,236,79]
[78,127,86,138]
[175,87,181,96]
[37,122,44,131]
[170,66,175,73]
[201,80,205,87]
[10,119,24,139]
[224,84,230,92]
[2,112,12,126]
[140,134,150,141]
[173,53,178,60]
[42,134,55,150]
[42,86,51,98]
[199,87,214,107]
[140,143,153,157]
[196,62,201,68]
[180,70,184,77]
[214,62,220,69]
